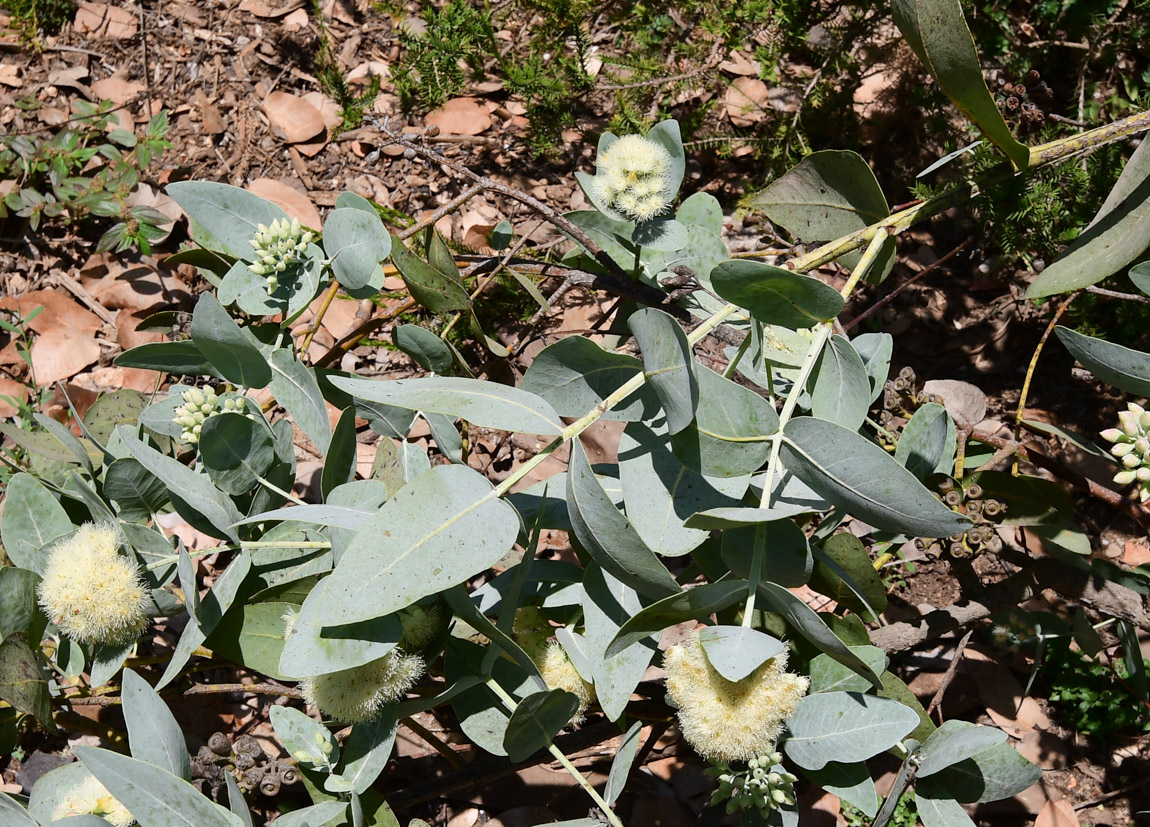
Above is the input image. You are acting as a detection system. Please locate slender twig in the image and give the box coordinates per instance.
[398,183,484,241]
[182,682,304,699]
[1086,284,1150,304]
[843,238,973,331]
[402,716,465,769]
[299,279,341,357]
[926,629,975,719]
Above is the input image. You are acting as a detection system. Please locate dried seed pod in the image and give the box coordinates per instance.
[259,771,282,797]
[983,499,1002,516]
[233,752,256,771]
[233,735,264,760]
[275,760,300,786]
[944,490,963,507]
[1005,96,1021,111]
[965,483,983,499]
[208,732,232,756]
[1024,69,1040,86]
[937,477,955,492]
[242,766,265,792]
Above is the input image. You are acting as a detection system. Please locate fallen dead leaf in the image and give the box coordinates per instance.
[922,379,988,427]
[74,2,138,38]
[30,328,102,387]
[0,291,103,334]
[246,179,323,230]
[962,645,1051,737]
[262,92,326,144]
[725,77,768,127]
[0,64,20,88]
[719,50,761,77]
[282,6,309,31]
[347,60,390,86]
[1124,539,1150,566]
[0,377,28,417]
[301,92,343,132]
[91,76,146,107]
[426,97,492,136]
[238,0,306,17]
[194,90,226,135]
[1035,800,1079,827]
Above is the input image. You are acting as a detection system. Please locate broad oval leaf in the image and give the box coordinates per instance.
[503,689,580,762]
[912,780,978,827]
[722,519,812,589]
[1027,139,1150,298]
[331,375,563,436]
[0,633,55,733]
[521,336,657,421]
[605,580,748,658]
[1055,325,1150,397]
[567,440,681,601]
[927,742,1042,803]
[190,293,272,388]
[389,233,471,313]
[392,324,453,374]
[670,365,778,477]
[583,565,659,721]
[105,458,169,522]
[323,207,390,290]
[0,473,72,573]
[780,417,970,537]
[891,0,1029,170]
[270,705,339,768]
[167,181,288,260]
[810,335,871,430]
[895,403,956,479]
[628,307,698,434]
[710,260,845,328]
[330,708,398,795]
[748,150,897,278]
[121,669,192,780]
[279,580,401,678]
[114,340,219,377]
[784,691,920,770]
[206,601,297,681]
[631,216,687,251]
[199,413,276,496]
[801,762,879,819]
[698,625,786,683]
[315,464,519,626]
[915,720,1008,778]
[808,646,889,695]
[75,746,243,827]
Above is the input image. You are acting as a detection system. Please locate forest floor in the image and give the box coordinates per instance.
[1,2,1149,826]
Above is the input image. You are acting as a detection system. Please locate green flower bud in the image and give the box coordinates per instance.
[1122,453,1141,468]
[1114,469,1138,485]
[1113,442,1136,458]
[1119,411,1140,436]
[1137,468,1150,482]
[1100,428,1125,443]
[1136,438,1150,455]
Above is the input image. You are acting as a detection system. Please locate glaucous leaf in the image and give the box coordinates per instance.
[780,417,970,537]
[331,375,563,436]
[852,332,893,404]
[121,669,191,780]
[808,646,889,694]
[198,413,276,496]
[0,567,44,640]
[604,720,644,807]
[0,633,55,733]
[323,207,390,291]
[800,762,878,819]
[1027,139,1150,297]
[604,580,748,658]
[269,802,348,827]
[392,324,453,374]
[784,692,920,770]
[810,334,870,431]
[722,520,812,588]
[268,348,332,456]
[279,580,401,678]
[315,464,520,626]
[520,336,657,421]
[914,783,978,827]
[809,533,887,621]
[698,625,786,683]
[503,689,580,761]
[206,601,297,681]
[670,365,777,477]
[890,0,1030,170]
[627,307,698,434]
[389,233,471,313]
[104,458,169,522]
[583,565,659,721]
[190,292,272,388]
[271,705,339,768]
[895,403,956,479]
[631,217,687,251]
[167,181,288,260]
[328,708,397,795]
[114,340,219,377]
[1055,325,1150,397]
[710,260,845,328]
[927,742,1042,803]
[0,473,72,573]
[915,720,1008,778]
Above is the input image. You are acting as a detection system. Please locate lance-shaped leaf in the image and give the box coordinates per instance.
[1027,139,1150,298]
[670,365,777,478]
[915,720,1008,778]
[567,440,680,600]
[784,691,921,770]
[620,421,748,556]
[895,403,957,479]
[268,349,332,456]
[1055,325,1150,397]
[76,747,244,827]
[115,340,220,377]
[748,150,897,277]
[583,565,659,721]
[780,417,970,537]
[326,708,398,794]
[167,181,288,260]
[627,307,698,434]
[927,742,1042,803]
[323,207,390,291]
[120,429,242,542]
[121,669,192,780]
[189,292,272,388]
[331,375,563,436]
[605,580,748,658]
[315,464,519,626]
[605,720,644,807]
[891,0,1029,170]
[389,233,472,313]
[521,336,658,421]
[710,260,845,328]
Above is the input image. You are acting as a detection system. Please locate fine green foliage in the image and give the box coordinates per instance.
[1042,638,1150,740]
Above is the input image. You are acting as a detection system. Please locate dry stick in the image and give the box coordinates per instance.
[182,682,304,700]
[314,296,417,369]
[925,629,974,720]
[398,183,485,241]
[1012,290,1080,472]
[842,238,973,331]
[299,278,341,357]
[401,715,464,770]
[1087,284,1150,305]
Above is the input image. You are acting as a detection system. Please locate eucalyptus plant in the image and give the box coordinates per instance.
[2,0,1150,825]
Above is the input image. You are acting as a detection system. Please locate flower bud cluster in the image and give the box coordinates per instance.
[1101,402,1150,502]
[173,387,248,445]
[247,217,313,293]
[705,752,798,818]
[590,134,674,223]
[300,648,425,723]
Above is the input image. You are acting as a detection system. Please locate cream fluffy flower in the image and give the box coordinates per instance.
[52,771,134,826]
[37,522,149,647]
[301,649,424,723]
[664,630,808,762]
[590,134,674,222]
[538,641,596,722]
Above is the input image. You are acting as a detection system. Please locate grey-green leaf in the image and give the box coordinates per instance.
[582,565,659,721]
[895,403,956,479]
[392,324,453,374]
[521,336,657,421]
[890,0,1029,170]
[566,440,681,600]
[0,473,72,573]
[748,150,897,277]
[1027,139,1150,298]
[199,413,275,496]
[105,458,170,522]
[808,646,889,694]
[271,705,340,768]
[780,417,970,537]
[331,375,563,436]
[333,708,398,794]
[784,692,921,770]
[315,464,519,626]
[167,181,288,260]
[928,742,1042,803]
[914,783,978,827]
[1055,325,1150,397]
[604,720,643,807]
[323,207,390,291]
[121,669,192,780]
[268,348,332,456]
[698,625,786,683]
[915,720,1008,778]
[75,746,243,827]
[190,292,271,388]
[389,233,472,313]
[710,260,845,328]
[801,762,878,818]
[503,689,579,761]
[604,580,748,658]
[627,307,698,434]
[810,335,871,431]
[279,581,401,678]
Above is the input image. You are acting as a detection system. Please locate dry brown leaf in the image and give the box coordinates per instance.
[47,66,91,97]
[724,77,768,127]
[426,97,492,136]
[262,92,326,143]
[282,6,309,30]
[30,328,102,386]
[74,2,138,38]
[300,92,343,132]
[0,64,21,88]
[246,178,323,230]
[922,379,988,427]
[0,291,103,334]
[193,90,226,135]
[719,50,761,77]
[1035,799,1079,827]
[962,645,1051,737]
[237,0,306,17]
[347,60,390,86]
[321,0,356,25]
[1124,539,1150,566]
[91,76,145,106]
[0,377,28,418]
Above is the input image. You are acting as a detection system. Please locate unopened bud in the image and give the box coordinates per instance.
[1114,469,1138,485]
[1100,428,1124,443]
[1113,442,1136,458]
[1123,453,1141,468]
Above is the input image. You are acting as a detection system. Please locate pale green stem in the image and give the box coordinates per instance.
[485,678,625,827]
[256,473,307,506]
[144,541,332,571]
[723,332,752,380]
